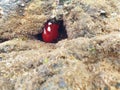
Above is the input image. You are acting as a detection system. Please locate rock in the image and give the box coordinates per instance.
[0,0,120,40]
[0,0,50,39]
[64,0,120,39]
[0,0,120,90]
[0,33,120,90]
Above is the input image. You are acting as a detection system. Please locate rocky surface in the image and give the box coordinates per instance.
[0,0,120,90]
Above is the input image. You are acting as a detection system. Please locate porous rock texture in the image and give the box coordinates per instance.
[0,0,120,90]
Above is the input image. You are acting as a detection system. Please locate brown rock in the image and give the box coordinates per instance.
[0,0,120,90]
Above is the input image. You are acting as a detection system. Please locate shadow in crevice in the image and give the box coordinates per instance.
[0,38,9,43]
[35,33,43,41]
[58,20,68,41]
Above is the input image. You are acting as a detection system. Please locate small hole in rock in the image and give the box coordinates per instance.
[99,10,107,18]
[35,19,68,43]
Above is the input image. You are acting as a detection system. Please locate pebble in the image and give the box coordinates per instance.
[104,86,109,90]
[99,10,107,18]
[0,57,2,61]
[58,78,67,88]
[115,82,120,88]
[1,45,11,53]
